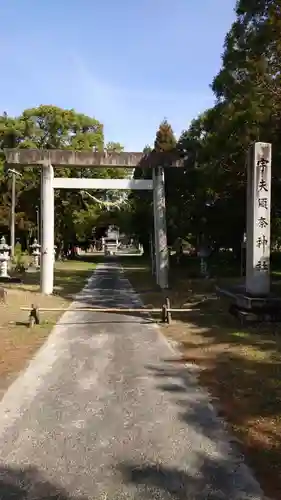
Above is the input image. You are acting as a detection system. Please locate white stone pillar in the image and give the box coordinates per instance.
[246,142,272,296]
[153,166,169,289]
[40,164,54,294]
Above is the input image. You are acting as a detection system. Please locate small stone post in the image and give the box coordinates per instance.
[30,238,40,268]
[0,237,10,278]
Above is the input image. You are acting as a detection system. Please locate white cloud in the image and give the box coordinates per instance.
[68,56,215,149]
[0,47,215,150]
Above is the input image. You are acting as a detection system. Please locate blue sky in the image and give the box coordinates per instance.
[1,0,235,150]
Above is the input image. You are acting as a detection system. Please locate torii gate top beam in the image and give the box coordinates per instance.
[4,148,184,168]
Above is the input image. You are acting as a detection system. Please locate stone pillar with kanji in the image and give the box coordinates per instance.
[246,142,272,296]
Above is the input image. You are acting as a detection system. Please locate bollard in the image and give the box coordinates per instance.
[29,304,40,328]
[161,303,167,323]
[0,287,7,304]
[161,298,172,324]
[165,297,172,324]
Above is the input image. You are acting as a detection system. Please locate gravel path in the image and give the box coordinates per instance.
[0,262,265,499]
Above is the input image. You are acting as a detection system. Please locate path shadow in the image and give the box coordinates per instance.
[145,350,281,499]
[119,451,261,500]
[145,362,238,450]
[0,464,88,499]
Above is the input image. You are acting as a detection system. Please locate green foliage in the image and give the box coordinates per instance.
[105,141,124,153]
[129,0,281,253]
[154,119,177,152]
[13,255,26,273]
[0,105,127,248]
[14,241,22,256]
[127,147,154,252]
[12,242,27,271]
[21,105,104,150]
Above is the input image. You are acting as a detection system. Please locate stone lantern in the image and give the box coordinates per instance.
[0,236,11,278]
[30,239,41,268]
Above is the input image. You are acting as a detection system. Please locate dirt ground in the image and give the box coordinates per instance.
[123,256,281,500]
[0,259,95,400]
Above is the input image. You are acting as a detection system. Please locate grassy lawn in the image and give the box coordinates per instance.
[122,255,281,500]
[0,257,96,400]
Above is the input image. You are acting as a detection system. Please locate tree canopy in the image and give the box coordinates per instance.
[0,105,129,252]
[129,0,281,254]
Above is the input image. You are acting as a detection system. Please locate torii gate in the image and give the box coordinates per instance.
[4,148,182,294]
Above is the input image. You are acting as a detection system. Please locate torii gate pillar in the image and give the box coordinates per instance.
[40,164,54,294]
[40,164,169,294]
[153,167,169,289]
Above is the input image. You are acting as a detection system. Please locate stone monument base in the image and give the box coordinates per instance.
[215,284,281,324]
[26,266,40,273]
[0,276,22,283]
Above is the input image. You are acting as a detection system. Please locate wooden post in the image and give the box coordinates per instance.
[29,304,40,328]
[165,297,172,324]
